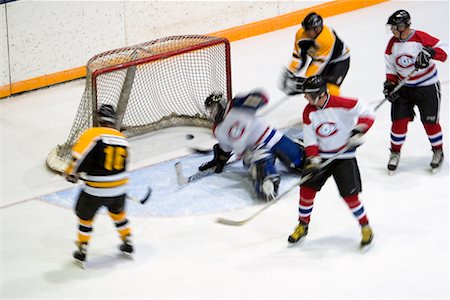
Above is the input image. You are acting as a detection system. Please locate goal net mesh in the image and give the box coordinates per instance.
[47,35,231,173]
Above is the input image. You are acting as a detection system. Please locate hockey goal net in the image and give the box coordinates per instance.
[47,35,232,173]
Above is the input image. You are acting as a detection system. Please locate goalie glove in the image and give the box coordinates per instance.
[415,47,435,69]
[280,69,305,96]
[383,80,400,103]
[199,143,232,173]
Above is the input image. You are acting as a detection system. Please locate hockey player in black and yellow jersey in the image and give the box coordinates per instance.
[64,104,133,266]
[280,12,350,96]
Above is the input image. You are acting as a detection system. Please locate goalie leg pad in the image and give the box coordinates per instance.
[272,135,305,170]
[262,174,280,201]
[247,148,279,200]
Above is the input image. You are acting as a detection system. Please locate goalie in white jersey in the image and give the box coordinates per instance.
[287,75,376,247]
[198,91,305,201]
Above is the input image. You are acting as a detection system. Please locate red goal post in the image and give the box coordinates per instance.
[47,35,232,173]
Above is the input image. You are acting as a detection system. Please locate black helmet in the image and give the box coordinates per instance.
[302,12,323,30]
[387,10,411,28]
[205,92,227,123]
[98,104,116,125]
[303,75,327,97]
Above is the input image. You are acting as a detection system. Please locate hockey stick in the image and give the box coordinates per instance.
[175,162,217,185]
[76,174,152,205]
[126,186,152,204]
[374,68,418,111]
[216,145,351,226]
[175,159,240,185]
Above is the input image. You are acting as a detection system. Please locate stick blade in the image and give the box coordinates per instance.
[140,187,152,204]
[190,147,212,154]
[216,217,248,226]
[175,162,188,185]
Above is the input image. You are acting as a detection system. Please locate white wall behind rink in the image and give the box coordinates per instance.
[0,1,328,88]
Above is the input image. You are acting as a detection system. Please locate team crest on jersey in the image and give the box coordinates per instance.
[316,122,338,137]
[396,54,415,68]
[228,121,245,141]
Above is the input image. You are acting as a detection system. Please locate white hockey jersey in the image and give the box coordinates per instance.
[303,95,375,159]
[385,30,448,87]
[213,108,283,157]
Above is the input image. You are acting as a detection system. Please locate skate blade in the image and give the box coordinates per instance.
[287,237,307,248]
[360,238,374,251]
[360,242,373,252]
[388,170,395,176]
[287,242,300,248]
[430,166,442,174]
[74,259,86,269]
[120,251,134,260]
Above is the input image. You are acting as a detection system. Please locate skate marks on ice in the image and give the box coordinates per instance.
[356,153,448,177]
[47,243,154,278]
[40,153,300,217]
[285,235,372,254]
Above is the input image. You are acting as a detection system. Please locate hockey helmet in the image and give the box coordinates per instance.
[98,104,116,125]
[302,12,323,30]
[387,10,411,29]
[205,92,227,123]
[302,75,328,100]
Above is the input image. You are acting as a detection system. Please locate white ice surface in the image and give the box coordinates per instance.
[1,1,449,299]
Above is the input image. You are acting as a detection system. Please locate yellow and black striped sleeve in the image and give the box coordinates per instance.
[288,25,349,76]
[65,128,99,176]
[305,25,349,76]
[288,28,313,73]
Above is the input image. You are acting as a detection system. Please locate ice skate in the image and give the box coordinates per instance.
[288,222,308,244]
[387,150,400,175]
[360,225,374,248]
[430,148,444,173]
[73,242,88,269]
[119,236,134,258]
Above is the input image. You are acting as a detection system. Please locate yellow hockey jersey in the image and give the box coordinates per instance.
[288,25,350,76]
[65,127,129,197]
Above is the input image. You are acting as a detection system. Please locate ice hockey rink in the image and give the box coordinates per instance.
[1,1,449,299]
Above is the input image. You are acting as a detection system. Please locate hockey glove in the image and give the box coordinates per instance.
[415,47,435,69]
[199,143,232,173]
[383,80,400,103]
[347,128,365,148]
[302,156,322,178]
[280,69,305,96]
[65,173,79,184]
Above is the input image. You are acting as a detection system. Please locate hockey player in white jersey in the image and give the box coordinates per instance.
[198,91,305,201]
[383,9,448,173]
[287,75,375,247]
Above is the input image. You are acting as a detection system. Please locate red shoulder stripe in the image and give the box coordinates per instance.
[302,105,316,125]
[414,30,440,47]
[385,37,397,55]
[325,95,358,109]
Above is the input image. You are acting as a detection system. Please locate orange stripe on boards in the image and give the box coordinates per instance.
[10,66,86,94]
[209,0,389,41]
[0,66,86,99]
[0,85,11,98]
[1,0,388,99]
